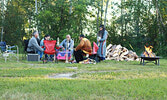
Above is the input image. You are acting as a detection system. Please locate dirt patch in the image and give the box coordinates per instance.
[48,73,76,79]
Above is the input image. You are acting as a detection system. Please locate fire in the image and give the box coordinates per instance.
[143,45,155,57]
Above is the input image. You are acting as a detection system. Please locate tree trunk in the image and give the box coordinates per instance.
[69,0,72,14]
[97,1,100,32]
[121,0,123,37]
[100,0,103,24]
[104,0,109,28]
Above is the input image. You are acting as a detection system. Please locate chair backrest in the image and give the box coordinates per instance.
[0,42,6,52]
[93,42,99,54]
[44,40,56,55]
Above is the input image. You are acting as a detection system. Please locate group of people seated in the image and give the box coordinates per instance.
[27,25,108,63]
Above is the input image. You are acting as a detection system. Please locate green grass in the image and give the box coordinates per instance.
[0,67,75,77]
[0,78,167,100]
[0,56,167,100]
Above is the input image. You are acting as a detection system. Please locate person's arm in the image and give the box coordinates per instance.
[40,39,44,46]
[75,40,84,51]
[100,30,108,42]
[59,39,65,48]
[31,38,44,52]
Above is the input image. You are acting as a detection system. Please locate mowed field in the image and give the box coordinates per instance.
[0,57,167,100]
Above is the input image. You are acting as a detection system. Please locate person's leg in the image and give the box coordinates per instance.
[70,49,74,60]
[37,50,42,59]
[45,54,48,59]
[40,51,43,59]
[74,50,84,63]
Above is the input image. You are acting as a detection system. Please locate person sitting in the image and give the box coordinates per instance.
[39,34,51,59]
[27,31,44,54]
[40,34,50,47]
[59,34,74,59]
[74,34,92,63]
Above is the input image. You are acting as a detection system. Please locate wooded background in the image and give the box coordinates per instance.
[0,0,167,56]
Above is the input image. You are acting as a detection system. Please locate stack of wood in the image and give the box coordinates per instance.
[106,44,139,61]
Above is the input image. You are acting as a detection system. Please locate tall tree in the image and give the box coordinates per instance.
[104,0,109,27]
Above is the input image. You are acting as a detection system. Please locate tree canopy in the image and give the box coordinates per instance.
[0,0,167,56]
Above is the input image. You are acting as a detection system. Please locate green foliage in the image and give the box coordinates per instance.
[37,0,95,42]
[107,0,167,56]
[0,0,166,56]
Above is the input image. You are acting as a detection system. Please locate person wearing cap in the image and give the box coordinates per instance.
[97,25,108,60]
[74,34,92,63]
[59,34,74,59]
[27,31,44,54]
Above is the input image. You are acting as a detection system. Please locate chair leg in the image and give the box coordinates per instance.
[143,59,145,66]
[158,59,160,66]
[43,54,47,64]
[54,54,58,63]
[140,58,142,65]
[54,54,55,62]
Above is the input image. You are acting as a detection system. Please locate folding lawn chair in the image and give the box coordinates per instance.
[56,51,71,61]
[43,40,57,63]
[0,41,19,62]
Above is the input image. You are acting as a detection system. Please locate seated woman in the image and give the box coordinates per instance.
[59,35,74,59]
[39,34,51,59]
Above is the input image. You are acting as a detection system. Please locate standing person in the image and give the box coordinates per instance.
[97,25,108,61]
[74,34,92,63]
[39,34,50,59]
[59,35,74,59]
[27,31,44,54]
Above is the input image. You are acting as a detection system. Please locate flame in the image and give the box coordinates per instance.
[143,45,155,57]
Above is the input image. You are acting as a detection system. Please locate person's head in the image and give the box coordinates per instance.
[32,31,39,38]
[44,34,50,40]
[66,34,71,41]
[79,34,85,40]
[99,25,104,31]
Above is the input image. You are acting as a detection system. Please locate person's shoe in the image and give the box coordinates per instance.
[69,58,74,62]
[69,60,76,64]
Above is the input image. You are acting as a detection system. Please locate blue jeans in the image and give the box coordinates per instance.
[37,50,43,59]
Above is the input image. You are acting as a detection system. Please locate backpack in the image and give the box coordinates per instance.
[24,39,29,52]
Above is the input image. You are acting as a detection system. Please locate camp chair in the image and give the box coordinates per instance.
[57,51,71,61]
[43,40,57,63]
[0,42,19,62]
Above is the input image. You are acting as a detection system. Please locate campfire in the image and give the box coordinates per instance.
[140,45,160,65]
[142,45,156,57]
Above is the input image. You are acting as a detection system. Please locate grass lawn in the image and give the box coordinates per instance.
[0,56,167,100]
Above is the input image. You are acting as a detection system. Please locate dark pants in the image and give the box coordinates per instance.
[27,51,35,54]
[74,50,85,63]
